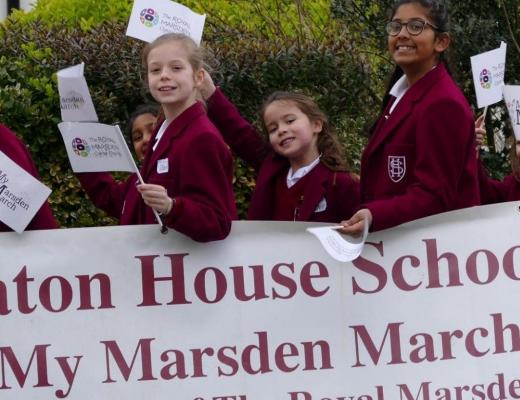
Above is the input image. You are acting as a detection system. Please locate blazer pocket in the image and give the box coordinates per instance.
[383,144,415,191]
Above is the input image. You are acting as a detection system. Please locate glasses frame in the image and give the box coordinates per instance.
[386,19,439,36]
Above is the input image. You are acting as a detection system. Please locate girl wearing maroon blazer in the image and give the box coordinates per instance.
[0,124,58,232]
[77,33,237,242]
[77,105,159,221]
[340,0,479,235]
[200,72,360,222]
[476,118,520,203]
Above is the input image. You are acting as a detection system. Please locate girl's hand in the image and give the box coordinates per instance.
[137,183,174,215]
[338,209,373,237]
[199,69,217,101]
[475,115,486,157]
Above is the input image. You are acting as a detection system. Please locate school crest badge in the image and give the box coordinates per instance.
[388,156,406,183]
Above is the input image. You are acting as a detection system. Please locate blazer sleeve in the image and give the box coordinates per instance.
[162,131,236,242]
[331,172,361,221]
[76,172,135,219]
[206,88,269,171]
[365,98,478,231]
[478,161,520,204]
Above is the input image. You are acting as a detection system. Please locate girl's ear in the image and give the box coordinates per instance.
[434,32,451,54]
[194,69,204,87]
[312,119,323,135]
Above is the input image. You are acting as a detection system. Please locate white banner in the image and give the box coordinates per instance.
[126,0,206,45]
[0,151,51,233]
[58,122,137,173]
[503,85,520,141]
[2,202,520,399]
[57,63,98,122]
[471,42,507,109]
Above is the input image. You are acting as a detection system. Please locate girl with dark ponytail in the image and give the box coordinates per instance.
[340,0,479,234]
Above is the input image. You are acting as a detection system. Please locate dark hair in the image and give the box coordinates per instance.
[370,0,452,136]
[126,104,160,139]
[260,91,349,172]
[389,0,450,33]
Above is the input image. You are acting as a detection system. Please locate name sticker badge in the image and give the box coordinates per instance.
[157,158,169,174]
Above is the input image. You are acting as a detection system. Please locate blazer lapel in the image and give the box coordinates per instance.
[141,102,205,179]
[248,155,287,219]
[298,163,328,220]
[366,63,448,156]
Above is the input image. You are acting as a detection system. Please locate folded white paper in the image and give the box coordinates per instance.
[0,151,52,233]
[57,63,98,122]
[307,218,369,262]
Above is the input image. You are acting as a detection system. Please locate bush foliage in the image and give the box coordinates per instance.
[0,0,519,226]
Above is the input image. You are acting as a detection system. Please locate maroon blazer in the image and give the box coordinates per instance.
[78,102,237,242]
[478,162,520,204]
[207,88,360,222]
[0,124,58,232]
[360,64,480,231]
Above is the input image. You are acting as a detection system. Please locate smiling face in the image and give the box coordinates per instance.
[131,112,156,162]
[146,41,202,120]
[388,2,449,85]
[263,100,322,171]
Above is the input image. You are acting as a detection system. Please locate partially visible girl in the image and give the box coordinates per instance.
[200,71,360,222]
[78,33,237,242]
[127,104,159,163]
[77,104,159,221]
[0,123,58,231]
[340,0,479,235]
[476,116,520,203]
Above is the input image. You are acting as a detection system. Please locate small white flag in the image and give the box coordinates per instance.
[57,63,98,122]
[0,151,52,234]
[503,85,520,141]
[307,218,369,262]
[58,122,137,173]
[470,42,507,109]
[126,0,206,45]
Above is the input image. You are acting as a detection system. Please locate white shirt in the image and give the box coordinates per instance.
[388,74,410,114]
[388,65,438,114]
[286,156,321,188]
[152,119,172,151]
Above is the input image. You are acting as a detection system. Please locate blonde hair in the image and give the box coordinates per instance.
[141,33,204,73]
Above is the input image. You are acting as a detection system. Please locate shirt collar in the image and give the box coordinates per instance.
[286,156,321,188]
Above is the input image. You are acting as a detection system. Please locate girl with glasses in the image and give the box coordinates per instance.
[339,0,479,235]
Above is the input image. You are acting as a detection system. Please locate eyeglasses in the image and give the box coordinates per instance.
[386,19,439,36]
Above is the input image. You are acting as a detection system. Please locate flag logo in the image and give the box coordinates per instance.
[72,138,91,157]
[479,69,492,89]
[140,8,159,28]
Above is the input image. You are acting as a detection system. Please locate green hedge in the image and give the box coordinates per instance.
[2,0,518,227]
[0,15,373,225]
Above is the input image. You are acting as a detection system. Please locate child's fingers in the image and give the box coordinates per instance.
[475,114,485,128]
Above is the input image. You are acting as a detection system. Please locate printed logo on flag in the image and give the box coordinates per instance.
[388,156,406,183]
[140,8,159,27]
[72,138,91,157]
[60,90,86,111]
[479,69,492,89]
